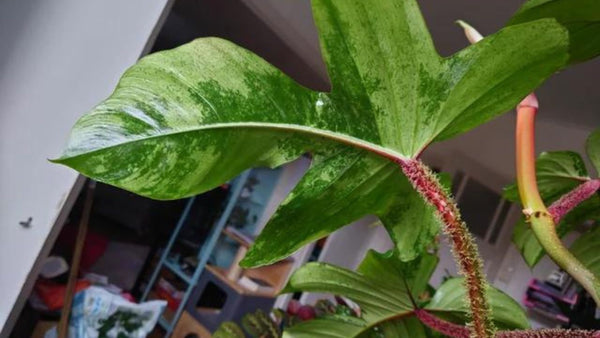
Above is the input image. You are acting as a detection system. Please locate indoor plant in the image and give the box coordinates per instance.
[52,0,600,336]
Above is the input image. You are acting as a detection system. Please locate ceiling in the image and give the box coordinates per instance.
[156,0,599,129]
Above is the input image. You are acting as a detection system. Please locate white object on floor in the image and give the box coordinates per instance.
[39,256,69,279]
[44,286,166,338]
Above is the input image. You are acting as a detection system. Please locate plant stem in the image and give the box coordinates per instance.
[416,309,598,337]
[399,159,495,338]
[415,309,469,338]
[497,329,600,338]
[515,96,600,305]
[548,179,600,223]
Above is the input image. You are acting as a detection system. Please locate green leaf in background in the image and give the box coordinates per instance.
[586,128,600,175]
[282,317,366,338]
[513,196,600,267]
[54,0,569,267]
[505,151,590,267]
[282,251,526,336]
[213,321,246,338]
[282,250,436,337]
[282,262,413,323]
[508,0,600,64]
[282,315,429,338]
[504,129,600,267]
[425,278,530,330]
[570,226,600,278]
[504,151,590,204]
[357,249,439,299]
[371,317,428,338]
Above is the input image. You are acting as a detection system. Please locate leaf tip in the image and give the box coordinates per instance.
[455,20,483,44]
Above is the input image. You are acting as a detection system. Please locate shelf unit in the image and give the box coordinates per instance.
[141,170,251,335]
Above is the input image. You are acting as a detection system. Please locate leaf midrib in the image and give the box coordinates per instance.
[54,122,409,163]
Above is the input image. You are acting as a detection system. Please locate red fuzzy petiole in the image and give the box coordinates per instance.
[548,179,600,223]
[398,158,494,337]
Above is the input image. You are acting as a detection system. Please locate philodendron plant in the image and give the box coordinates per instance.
[52,0,600,336]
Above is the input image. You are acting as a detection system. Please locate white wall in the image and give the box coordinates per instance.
[0,0,169,333]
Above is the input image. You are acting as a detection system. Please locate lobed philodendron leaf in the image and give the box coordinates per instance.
[282,250,527,337]
[504,130,600,267]
[53,0,569,267]
[241,147,443,266]
[508,0,600,64]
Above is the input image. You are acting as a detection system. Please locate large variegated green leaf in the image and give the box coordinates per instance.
[509,0,600,64]
[241,148,443,266]
[425,278,529,330]
[504,130,600,267]
[54,0,569,267]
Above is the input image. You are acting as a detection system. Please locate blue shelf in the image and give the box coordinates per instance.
[158,316,171,330]
[141,170,251,336]
[164,260,192,284]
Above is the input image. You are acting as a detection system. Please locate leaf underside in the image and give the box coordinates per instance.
[282,250,528,337]
[54,0,569,267]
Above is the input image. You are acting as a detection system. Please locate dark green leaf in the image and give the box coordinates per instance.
[504,149,600,267]
[504,151,589,204]
[54,0,569,267]
[508,0,600,64]
[284,254,525,336]
[282,317,366,338]
[513,196,600,267]
[570,226,600,277]
[586,129,600,175]
[357,250,438,299]
[425,278,530,330]
[281,257,432,337]
[366,317,428,338]
[282,262,412,323]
